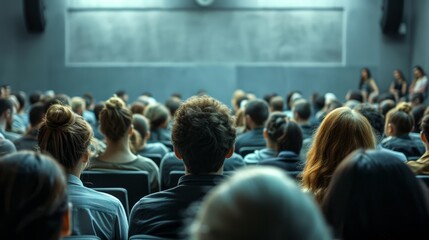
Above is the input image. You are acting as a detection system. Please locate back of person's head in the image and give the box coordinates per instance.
[286,91,302,110]
[293,99,311,121]
[322,149,429,239]
[0,98,13,116]
[313,94,325,111]
[144,103,170,130]
[29,91,42,105]
[355,105,384,141]
[412,104,426,133]
[379,99,396,117]
[93,102,105,122]
[132,114,150,141]
[411,93,425,106]
[421,114,429,142]
[269,96,284,112]
[266,113,303,154]
[172,96,235,174]
[70,97,86,116]
[38,104,93,171]
[12,92,26,112]
[377,92,396,103]
[385,102,414,136]
[0,151,69,240]
[29,103,45,127]
[346,90,363,103]
[326,99,343,113]
[165,97,182,117]
[115,90,128,102]
[302,107,376,202]
[99,97,132,142]
[189,167,331,240]
[130,101,146,115]
[42,95,71,114]
[244,99,269,127]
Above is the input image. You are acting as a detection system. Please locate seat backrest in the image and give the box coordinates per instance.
[81,170,150,208]
[92,187,130,218]
[238,146,264,157]
[417,175,429,188]
[129,234,166,240]
[168,170,185,189]
[141,153,162,167]
[64,235,101,240]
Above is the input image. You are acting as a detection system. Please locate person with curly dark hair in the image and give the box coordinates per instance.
[129,95,236,239]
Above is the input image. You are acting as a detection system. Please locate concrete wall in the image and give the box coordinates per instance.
[0,0,415,105]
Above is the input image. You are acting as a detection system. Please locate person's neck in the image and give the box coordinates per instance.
[101,138,136,163]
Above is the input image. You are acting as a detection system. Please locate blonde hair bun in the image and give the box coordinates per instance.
[45,104,76,129]
[396,102,412,114]
[105,97,125,110]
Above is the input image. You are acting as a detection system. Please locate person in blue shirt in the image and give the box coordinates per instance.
[38,104,128,240]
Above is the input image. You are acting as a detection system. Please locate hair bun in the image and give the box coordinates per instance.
[105,97,125,110]
[396,102,412,114]
[45,104,76,129]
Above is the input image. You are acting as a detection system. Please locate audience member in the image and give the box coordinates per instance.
[131,114,169,159]
[389,69,408,101]
[129,96,236,239]
[0,136,16,156]
[115,90,129,104]
[38,104,128,239]
[0,151,71,240]
[359,67,379,102]
[92,102,105,140]
[70,96,86,116]
[408,114,429,174]
[379,99,396,117]
[189,167,331,240]
[322,149,429,239]
[411,104,426,133]
[89,97,159,192]
[409,66,428,99]
[11,92,28,133]
[269,95,284,112]
[13,103,44,151]
[302,107,376,203]
[292,99,315,139]
[260,117,303,172]
[0,98,21,141]
[144,103,172,143]
[381,102,425,158]
[235,99,269,153]
[355,104,407,162]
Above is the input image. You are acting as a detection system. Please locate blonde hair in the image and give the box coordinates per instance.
[99,97,132,142]
[38,104,93,171]
[385,102,414,136]
[302,107,376,203]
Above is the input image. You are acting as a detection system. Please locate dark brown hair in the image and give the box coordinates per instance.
[99,97,132,142]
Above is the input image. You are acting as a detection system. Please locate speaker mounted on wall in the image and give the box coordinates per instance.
[380,0,404,35]
[23,0,46,33]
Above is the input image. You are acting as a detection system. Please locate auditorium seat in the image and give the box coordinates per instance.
[417,175,429,188]
[81,170,150,208]
[140,153,162,167]
[92,187,130,218]
[64,235,101,240]
[129,234,167,240]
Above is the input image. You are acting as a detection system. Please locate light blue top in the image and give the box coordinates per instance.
[68,174,128,240]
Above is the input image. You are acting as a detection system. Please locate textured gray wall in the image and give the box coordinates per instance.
[0,0,416,105]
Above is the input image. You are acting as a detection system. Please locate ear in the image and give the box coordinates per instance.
[421,132,427,144]
[174,148,183,160]
[225,147,234,159]
[81,151,89,164]
[60,205,71,237]
[263,129,268,140]
[144,131,151,140]
[386,123,394,136]
[293,111,298,120]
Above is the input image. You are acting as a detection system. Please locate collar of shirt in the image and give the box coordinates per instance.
[67,174,84,186]
[178,174,224,187]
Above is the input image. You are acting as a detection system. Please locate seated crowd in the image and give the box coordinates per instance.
[1,76,429,239]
